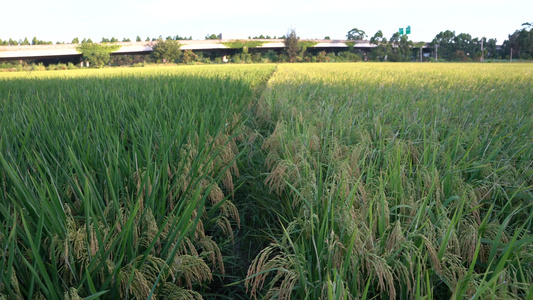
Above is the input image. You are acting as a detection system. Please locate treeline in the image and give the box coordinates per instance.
[364,29,495,62]
[349,23,533,62]
[2,23,532,71]
[248,34,284,39]
[502,22,533,60]
[0,37,54,46]
[0,35,193,46]
[2,23,532,62]
[149,38,363,65]
[428,25,532,61]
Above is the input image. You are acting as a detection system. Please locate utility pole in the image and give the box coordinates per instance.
[435,44,438,61]
[417,42,424,62]
[480,38,484,62]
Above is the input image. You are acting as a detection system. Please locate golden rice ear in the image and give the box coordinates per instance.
[220,200,240,228]
[33,292,47,300]
[171,255,212,290]
[440,252,467,293]
[385,220,405,253]
[264,161,287,195]
[275,270,298,300]
[216,216,234,243]
[159,283,204,300]
[221,169,235,195]
[63,288,83,300]
[418,234,442,274]
[133,168,152,211]
[246,245,277,298]
[140,208,160,252]
[196,235,225,275]
[459,218,479,264]
[264,151,280,171]
[327,230,346,270]
[262,121,285,152]
[253,94,273,126]
[138,255,166,283]
[119,264,149,299]
[207,181,224,205]
[364,252,396,300]
[246,240,302,300]
[0,267,23,300]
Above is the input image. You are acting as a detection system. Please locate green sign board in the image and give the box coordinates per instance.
[399,26,411,35]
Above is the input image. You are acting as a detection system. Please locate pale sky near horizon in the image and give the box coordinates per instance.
[1,0,531,44]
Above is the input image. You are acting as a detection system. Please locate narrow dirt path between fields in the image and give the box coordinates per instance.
[209,65,282,299]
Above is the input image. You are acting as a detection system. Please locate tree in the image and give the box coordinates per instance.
[22,37,30,45]
[146,37,150,41]
[485,38,498,59]
[136,36,142,42]
[368,31,414,61]
[76,43,120,67]
[346,28,367,40]
[431,30,456,60]
[395,35,413,61]
[370,30,384,45]
[72,37,79,44]
[502,25,533,60]
[389,32,401,45]
[324,36,331,40]
[181,50,197,64]
[205,34,219,40]
[454,33,475,56]
[284,29,300,63]
[32,37,38,45]
[370,41,391,61]
[110,37,118,43]
[174,35,192,40]
[122,38,131,42]
[430,30,496,61]
[151,40,181,63]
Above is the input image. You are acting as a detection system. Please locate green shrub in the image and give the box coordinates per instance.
[151,40,181,63]
[76,43,121,67]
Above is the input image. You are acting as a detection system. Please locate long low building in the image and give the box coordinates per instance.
[0,39,423,61]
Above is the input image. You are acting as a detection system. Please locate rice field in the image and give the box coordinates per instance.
[1,63,532,299]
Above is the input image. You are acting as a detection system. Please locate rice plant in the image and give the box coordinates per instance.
[1,62,532,299]
[0,65,275,299]
[247,63,533,299]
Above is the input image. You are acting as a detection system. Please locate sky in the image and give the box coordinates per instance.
[1,0,532,44]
